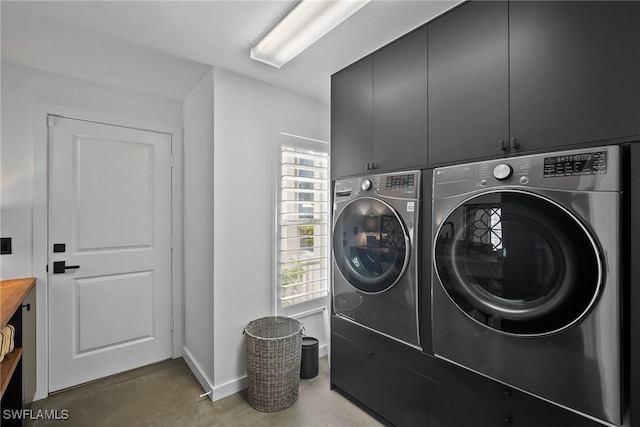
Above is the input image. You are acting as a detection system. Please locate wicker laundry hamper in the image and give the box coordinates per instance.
[243,316,304,412]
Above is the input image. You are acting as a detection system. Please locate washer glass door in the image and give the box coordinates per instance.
[333,197,409,294]
[434,190,602,335]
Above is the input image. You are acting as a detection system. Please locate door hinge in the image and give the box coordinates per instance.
[46,264,49,273]
[170,317,175,332]
[47,116,56,128]
[170,236,174,250]
[170,155,174,168]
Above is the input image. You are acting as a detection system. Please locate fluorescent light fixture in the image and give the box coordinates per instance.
[251,0,370,68]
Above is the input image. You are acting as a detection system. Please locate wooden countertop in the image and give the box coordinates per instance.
[1,277,36,328]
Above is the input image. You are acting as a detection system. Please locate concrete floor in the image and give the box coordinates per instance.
[26,356,383,427]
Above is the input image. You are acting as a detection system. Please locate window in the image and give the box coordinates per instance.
[276,133,329,310]
[466,205,503,251]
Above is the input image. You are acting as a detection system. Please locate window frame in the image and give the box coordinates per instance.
[273,131,330,317]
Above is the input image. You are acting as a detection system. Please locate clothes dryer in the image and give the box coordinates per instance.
[333,171,421,348]
[431,146,623,425]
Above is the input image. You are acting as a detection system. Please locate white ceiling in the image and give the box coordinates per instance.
[1,0,463,104]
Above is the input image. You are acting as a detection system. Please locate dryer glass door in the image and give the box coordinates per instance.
[333,197,409,294]
[433,190,602,335]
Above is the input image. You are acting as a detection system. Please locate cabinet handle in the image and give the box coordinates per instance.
[504,416,512,426]
[504,389,511,404]
[22,303,31,312]
[510,137,518,151]
[370,163,378,170]
[366,163,371,170]
[498,140,507,152]
[368,352,375,360]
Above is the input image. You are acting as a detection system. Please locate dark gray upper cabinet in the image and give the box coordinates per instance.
[331,57,372,179]
[333,0,639,176]
[331,27,428,179]
[372,26,428,173]
[428,1,509,165]
[509,1,640,153]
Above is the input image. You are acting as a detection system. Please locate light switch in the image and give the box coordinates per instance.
[1,237,12,255]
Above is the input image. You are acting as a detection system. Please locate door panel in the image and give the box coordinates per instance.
[76,272,154,353]
[75,137,154,249]
[48,116,172,392]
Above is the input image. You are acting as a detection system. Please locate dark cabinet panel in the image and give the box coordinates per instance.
[631,142,640,427]
[427,0,509,165]
[331,57,372,178]
[428,380,506,427]
[428,357,509,415]
[509,1,640,153]
[332,315,430,377]
[331,330,429,427]
[373,26,428,172]
[331,334,375,406]
[420,169,433,355]
[509,389,604,427]
[331,27,429,179]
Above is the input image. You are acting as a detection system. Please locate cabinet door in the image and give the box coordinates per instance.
[331,57,373,178]
[331,334,375,406]
[372,26,428,172]
[427,0,509,165]
[22,287,36,406]
[510,1,640,153]
[629,142,640,427]
[509,389,603,427]
[331,333,428,426]
[428,380,506,427]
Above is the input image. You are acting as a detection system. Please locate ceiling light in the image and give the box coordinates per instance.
[250,0,370,69]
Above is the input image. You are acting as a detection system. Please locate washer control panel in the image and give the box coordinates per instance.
[334,171,420,201]
[493,164,513,181]
[385,174,416,190]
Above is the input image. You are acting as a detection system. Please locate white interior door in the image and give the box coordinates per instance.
[48,116,173,392]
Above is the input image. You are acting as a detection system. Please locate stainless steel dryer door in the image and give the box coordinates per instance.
[333,197,410,294]
[433,190,603,336]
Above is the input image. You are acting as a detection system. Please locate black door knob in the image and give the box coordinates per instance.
[53,261,80,274]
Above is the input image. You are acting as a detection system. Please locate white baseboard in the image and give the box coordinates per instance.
[182,344,329,402]
[182,347,215,397]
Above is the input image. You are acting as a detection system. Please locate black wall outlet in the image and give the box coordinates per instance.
[1,237,12,255]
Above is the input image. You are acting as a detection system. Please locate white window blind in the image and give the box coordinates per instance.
[279,143,329,307]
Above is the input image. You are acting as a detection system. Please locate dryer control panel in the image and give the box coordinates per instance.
[433,145,620,197]
[543,151,607,177]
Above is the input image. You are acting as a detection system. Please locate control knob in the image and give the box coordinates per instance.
[361,179,372,191]
[493,164,513,181]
